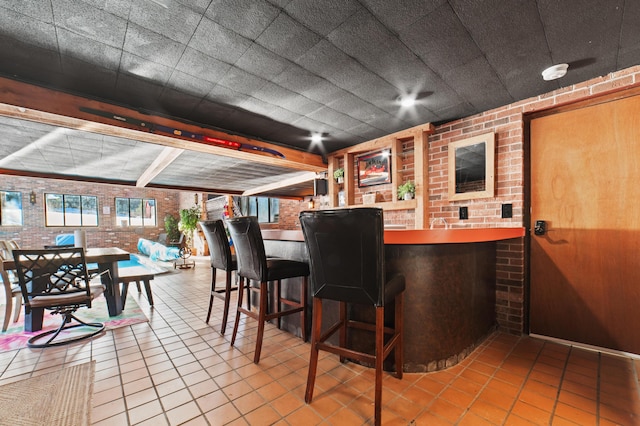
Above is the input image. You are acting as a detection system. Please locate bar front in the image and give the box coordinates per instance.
[261,227,525,373]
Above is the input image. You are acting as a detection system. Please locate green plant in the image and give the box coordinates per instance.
[397,180,416,200]
[179,205,201,248]
[164,214,180,242]
[333,168,344,180]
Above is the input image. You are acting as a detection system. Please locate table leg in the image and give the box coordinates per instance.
[2,270,14,332]
[24,309,44,332]
[99,261,123,316]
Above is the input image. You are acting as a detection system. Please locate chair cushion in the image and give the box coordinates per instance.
[266,258,309,281]
[384,274,405,302]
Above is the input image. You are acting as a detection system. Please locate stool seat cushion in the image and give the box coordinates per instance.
[266,258,310,281]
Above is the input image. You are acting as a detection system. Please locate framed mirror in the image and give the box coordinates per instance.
[448,132,495,201]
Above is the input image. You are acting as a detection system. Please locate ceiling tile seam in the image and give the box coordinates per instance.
[163,4,235,117]
[415,0,499,116]
[195,6,415,137]
[48,0,65,80]
[270,11,431,128]
[445,1,516,106]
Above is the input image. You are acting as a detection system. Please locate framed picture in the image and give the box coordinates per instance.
[357,150,391,188]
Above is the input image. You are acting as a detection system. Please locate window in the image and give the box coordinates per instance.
[45,193,98,226]
[115,198,156,227]
[0,191,23,226]
[237,196,279,223]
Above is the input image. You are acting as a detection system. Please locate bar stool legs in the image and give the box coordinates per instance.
[231,276,307,364]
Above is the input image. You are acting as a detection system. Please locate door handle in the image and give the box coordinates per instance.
[534,220,546,236]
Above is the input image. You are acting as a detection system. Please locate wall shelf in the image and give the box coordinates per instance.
[326,123,433,228]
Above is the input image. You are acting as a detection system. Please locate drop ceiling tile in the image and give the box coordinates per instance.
[205,85,250,106]
[129,0,201,44]
[306,107,363,130]
[119,52,173,84]
[272,65,327,96]
[256,13,322,62]
[189,17,252,63]
[167,70,217,97]
[123,23,186,68]
[327,8,417,82]
[252,82,323,116]
[175,48,232,84]
[204,0,280,40]
[0,7,58,50]
[0,35,62,78]
[360,0,445,31]
[1,0,54,22]
[443,57,512,112]
[217,67,269,97]
[158,87,203,116]
[284,0,362,36]
[57,28,122,70]
[81,0,132,18]
[400,3,480,75]
[52,0,127,48]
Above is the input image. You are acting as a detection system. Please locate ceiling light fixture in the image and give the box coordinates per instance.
[542,63,569,81]
[310,133,322,144]
[398,95,416,108]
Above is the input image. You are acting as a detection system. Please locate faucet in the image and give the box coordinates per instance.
[429,217,449,230]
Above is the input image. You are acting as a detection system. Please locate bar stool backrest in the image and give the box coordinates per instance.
[225,216,268,282]
[300,208,385,306]
[200,220,233,271]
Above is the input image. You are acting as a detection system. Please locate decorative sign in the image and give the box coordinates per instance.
[357,150,391,188]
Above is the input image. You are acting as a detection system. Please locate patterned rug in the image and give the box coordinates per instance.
[0,361,94,425]
[0,293,148,352]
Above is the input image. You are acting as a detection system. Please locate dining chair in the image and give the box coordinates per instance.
[12,247,107,348]
[299,208,405,426]
[199,220,248,334]
[225,216,309,363]
[0,240,22,332]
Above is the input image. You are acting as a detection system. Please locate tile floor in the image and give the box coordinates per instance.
[0,256,639,425]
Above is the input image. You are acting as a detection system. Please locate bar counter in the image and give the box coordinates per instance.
[261,227,525,372]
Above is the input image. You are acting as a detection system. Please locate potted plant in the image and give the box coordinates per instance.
[333,168,345,184]
[164,214,180,243]
[397,180,416,200]
[179,205,201,252]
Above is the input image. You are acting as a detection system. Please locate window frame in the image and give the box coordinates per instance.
[0,191,23,227]
[44,193,99,227]
[115,197,157,227]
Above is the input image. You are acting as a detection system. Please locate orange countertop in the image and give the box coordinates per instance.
[262,228,525,244]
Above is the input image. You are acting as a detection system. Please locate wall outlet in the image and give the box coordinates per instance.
[501,203,513,218]
[459,206,468,220]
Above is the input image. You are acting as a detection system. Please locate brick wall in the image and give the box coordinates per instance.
[0,175,180,253]
[296,65,640,335]
[429,64,640,334]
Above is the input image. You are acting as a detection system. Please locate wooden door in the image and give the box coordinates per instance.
[529,94,640,354]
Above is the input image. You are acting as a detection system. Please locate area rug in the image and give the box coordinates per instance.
[0,361,94,425]
[0,293,148,352]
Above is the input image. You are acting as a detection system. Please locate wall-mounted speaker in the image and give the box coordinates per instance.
[314,179,328,196]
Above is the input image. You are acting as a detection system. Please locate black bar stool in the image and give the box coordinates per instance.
[199,220,248,335]
[299,208,405,426]
[226,216,309,363]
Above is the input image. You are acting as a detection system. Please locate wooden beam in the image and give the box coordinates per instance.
[0,77,326,172]
[242,171,317,196]
[136,146,184,187]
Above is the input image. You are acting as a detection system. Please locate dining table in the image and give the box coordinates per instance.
[1,247,130,332]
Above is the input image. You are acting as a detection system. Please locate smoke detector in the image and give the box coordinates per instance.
[542,63,569,81]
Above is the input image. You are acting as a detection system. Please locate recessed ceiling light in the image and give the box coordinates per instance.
[397,95,416,108]
[310,133,322,144]
[542,63,569,81]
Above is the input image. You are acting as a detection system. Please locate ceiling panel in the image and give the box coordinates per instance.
[0,0,638,194]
